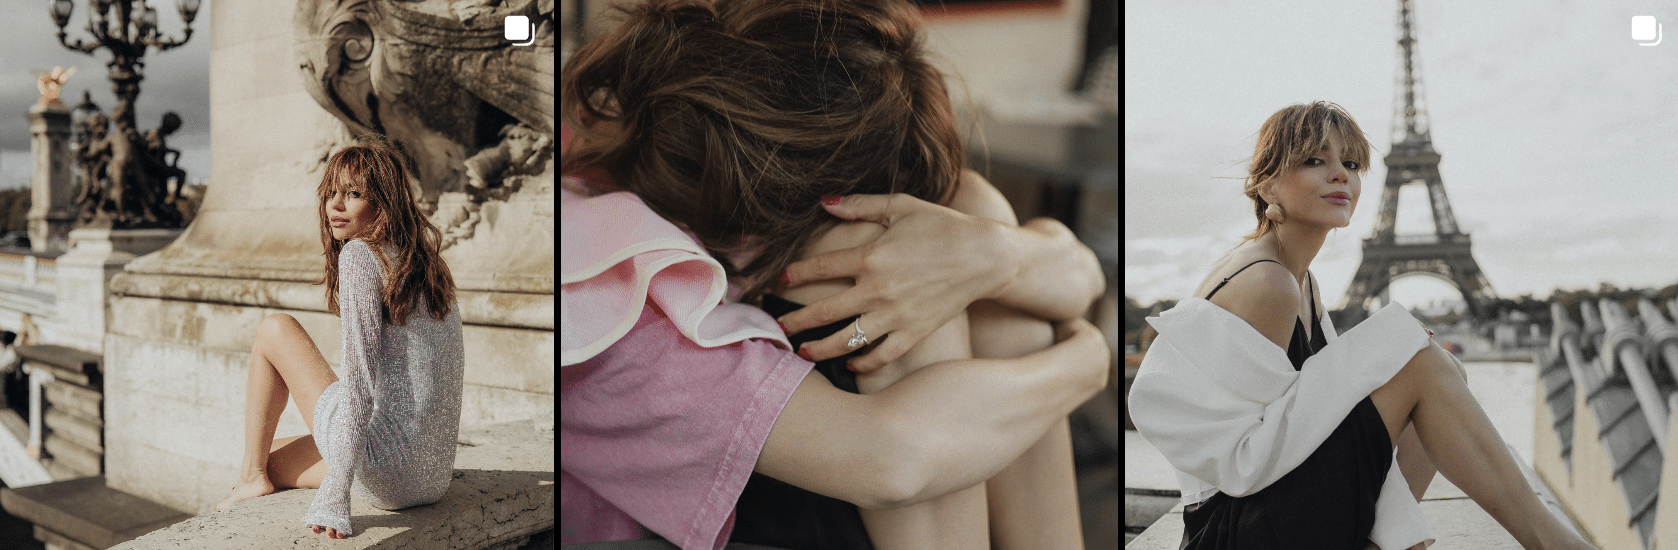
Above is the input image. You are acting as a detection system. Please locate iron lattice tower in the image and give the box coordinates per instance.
[1340,0,1496,322]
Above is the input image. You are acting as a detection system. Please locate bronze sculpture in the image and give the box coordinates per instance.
[52,0,199,229]
[33,66,77,106]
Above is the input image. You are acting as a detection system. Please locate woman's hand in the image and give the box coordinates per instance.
[776,193,1015,371]
[309,524,347,539]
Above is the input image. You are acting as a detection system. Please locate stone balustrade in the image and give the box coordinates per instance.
[15,344,103,481]
[1533,298,1678,549]
[0,252,57,291]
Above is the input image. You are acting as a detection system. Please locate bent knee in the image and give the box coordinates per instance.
[1401,341,1462,387]
[259,312,299,334]
[967,300,1053,359]
[255,313,307,355]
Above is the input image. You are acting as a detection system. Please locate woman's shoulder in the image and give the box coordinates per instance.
[336,240,393,282]
[341,239,399,260]
[1194,243,1283,298]
[1194,245,1300,350]
[342,239,374,253]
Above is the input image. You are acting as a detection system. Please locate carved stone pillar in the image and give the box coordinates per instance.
[54,228,180,355]
[26,102,75,255]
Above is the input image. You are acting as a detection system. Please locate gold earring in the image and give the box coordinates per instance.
[1265,203,1286,223]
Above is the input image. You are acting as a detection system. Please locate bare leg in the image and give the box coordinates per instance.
[968,300,1083,550]
[216,313,338,512]
[1369,341,1594,550]
[851,310,989,550]
[267,435,329,489]
[1396,350,1464,502]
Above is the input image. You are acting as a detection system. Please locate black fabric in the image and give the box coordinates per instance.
[1181,260,1393,549]
[727,294,875,550]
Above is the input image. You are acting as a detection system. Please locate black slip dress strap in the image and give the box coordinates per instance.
[1205,260,1323,357]
[1204,259,1285,300]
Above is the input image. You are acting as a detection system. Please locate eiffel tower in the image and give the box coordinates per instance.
[1340,0,1495,323]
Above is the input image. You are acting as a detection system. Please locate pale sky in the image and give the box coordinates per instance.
[0,0,210,190]
[1125,0,1678,311]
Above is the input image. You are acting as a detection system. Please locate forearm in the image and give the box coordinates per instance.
[989,218,1104,321]
[855,307,990,548]
[874,324,1107,506]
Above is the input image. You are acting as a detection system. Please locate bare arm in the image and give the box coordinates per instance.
[754,317,1110,509]
[945,171,1104,322]
[779,171,1105,371]
[993,216,1104,321]
[777,221,989,548]
[884,318,1109,506]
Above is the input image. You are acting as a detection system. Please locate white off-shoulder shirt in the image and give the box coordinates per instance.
[1129,299,1435,550]
[301,239,466,535]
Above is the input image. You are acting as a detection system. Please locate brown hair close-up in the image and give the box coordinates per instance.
[560,0,965,305]
[315,137,457,325]
[1237,100,1373,246]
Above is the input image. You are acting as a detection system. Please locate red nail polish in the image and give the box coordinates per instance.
[846,362,856,372]
[798,347,813,361]
[821,195,842,207]
[780,270,792,287]
[777,320,789,333]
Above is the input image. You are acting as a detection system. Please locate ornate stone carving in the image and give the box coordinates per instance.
[294,0,554,249]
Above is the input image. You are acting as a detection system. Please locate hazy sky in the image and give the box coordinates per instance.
[0,0,210,191]
[1125,0,1678,311]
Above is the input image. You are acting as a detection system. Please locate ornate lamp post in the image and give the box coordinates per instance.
[51,0,199,228]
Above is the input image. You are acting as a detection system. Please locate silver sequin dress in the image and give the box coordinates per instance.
[301,239,466,535]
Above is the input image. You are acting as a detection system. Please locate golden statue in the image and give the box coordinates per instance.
[33,66,76,106]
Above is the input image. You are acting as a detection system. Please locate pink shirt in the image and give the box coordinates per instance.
[561,174,812,549]
[560,304,810,548]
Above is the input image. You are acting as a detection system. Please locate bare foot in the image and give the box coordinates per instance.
[216,473,275,511]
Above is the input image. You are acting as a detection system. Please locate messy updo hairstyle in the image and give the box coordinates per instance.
[315,136,457,326]
[1237,101,1373,247]
[561,0,964,305]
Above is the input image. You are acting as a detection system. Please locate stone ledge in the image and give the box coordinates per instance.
[1126,443,1583,549]
[111,420,554,549]
[0,476,190,548]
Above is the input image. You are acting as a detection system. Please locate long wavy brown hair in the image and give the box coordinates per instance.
[315,137,457,325]
[561,0,964,305]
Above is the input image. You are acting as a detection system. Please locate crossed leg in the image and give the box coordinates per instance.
[216,313,337,513]
[1368,340,1594,550]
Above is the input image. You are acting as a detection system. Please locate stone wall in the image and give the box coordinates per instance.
[100,0,553,515]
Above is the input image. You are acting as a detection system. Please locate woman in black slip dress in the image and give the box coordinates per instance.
[1180,259,1392,550]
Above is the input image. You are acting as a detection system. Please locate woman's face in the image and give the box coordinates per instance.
[1264,133,1361,230]
[326,180,376,242]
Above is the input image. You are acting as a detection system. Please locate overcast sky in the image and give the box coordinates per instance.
[1125,0,1678,311]
[0,0,210,191]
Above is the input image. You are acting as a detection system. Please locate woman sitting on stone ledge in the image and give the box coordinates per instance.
[1128,101,1594,550]
[213,138,466,541]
